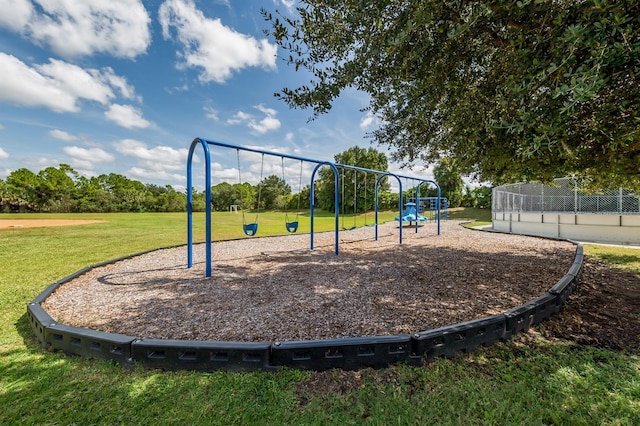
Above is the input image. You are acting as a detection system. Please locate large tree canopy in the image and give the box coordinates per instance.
[264,0,640,189]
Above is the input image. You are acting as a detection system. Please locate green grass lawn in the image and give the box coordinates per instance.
[1,209,638,425]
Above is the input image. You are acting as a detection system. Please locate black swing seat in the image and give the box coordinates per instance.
[243,223,258,236]
[285,221,299,233]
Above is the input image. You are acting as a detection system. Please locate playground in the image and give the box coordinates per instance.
[29,138,589,371]
[42,221,576,343]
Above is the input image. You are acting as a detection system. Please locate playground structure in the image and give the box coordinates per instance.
[187,138,442,277]
[395,202,428,225]
[492,177,640,245]
[411,197,450,221]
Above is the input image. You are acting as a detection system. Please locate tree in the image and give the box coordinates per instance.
[264,1,640,190]
[210,182,238,211]
[462,185,493,209]
[38,164,78,212]
[433,159,464,207]
[5,168,46,211]
[316,146,389,211]
[256,175,291,210]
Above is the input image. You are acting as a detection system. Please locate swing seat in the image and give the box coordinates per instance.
[243,223,258,236]
[285,221,299,233]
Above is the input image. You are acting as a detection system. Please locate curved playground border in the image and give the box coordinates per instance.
[27,238,583,372]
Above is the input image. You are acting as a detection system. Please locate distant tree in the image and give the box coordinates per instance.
[234,182,256,211]
[287,184,311,211]
[38,164,78,212]
[3,164,187,213]
[210,182,238,211]
[256,175,291,210]
[433,160,464,208]
[317,146,389,212]
[462,185,493,209]
[5,168,46,211]
[144,184,187,212]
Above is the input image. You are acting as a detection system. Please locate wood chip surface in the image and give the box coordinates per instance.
[42,222,576,342]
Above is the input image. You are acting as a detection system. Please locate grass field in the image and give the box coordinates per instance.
[1,210,639,424]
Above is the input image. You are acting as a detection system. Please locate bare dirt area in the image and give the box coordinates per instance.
[43,222,584,343]
[539,256,640,353]
[0,219,106,229]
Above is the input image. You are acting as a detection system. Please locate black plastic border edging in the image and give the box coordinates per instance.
[27,242,584,372]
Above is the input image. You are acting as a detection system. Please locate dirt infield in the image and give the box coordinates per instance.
[0,219,106,229]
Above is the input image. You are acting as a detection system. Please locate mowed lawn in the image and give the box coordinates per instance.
[1,211,639,425]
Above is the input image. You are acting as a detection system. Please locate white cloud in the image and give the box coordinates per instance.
[0,0,151,58]
[63,146,115,163]
[359,111,377,130]
[204,106,219,121]
[227,111,252,125]
[113,139,190,182]
[49,129,78,141]
[102,69,140,102]
[0,147,9,160]
[37,59,115,105]
[127,167,186,182]
[227,104,281,134]
[0,53,139,113]
[249,115,280,134]
[276,1,296,11]
[0,0,32,32]
[0,53,78,112]
[104,104,151,129]
[158,0,277,83]
[113,139,188,167]
[0,123,5,130]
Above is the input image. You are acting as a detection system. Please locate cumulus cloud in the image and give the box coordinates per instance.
[127,167,185,182]
[359,111,376,130]
[0,147,9,160]
[0,0,151,58]
[0,53,78,112]
[0,53,140,113]
[0,0,32,31]
[104,104,151,129]
[63,146,115,163]
[113,139,189,182]
[158,0,277,83]
[49,130,78,141]
[62,145,114,174]
[227,104,281,134]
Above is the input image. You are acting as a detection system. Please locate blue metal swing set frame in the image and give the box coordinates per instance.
[187,137,441,277]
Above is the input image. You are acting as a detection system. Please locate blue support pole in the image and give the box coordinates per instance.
[310,162,340,254]
[186,138,212,277]
[375,172,403,243]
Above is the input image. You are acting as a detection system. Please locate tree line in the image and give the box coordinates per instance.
[1,147,491,213]
[0,165,187,213]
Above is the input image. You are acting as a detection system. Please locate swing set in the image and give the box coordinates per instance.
[236,150,304,236]
[340,169,371,230]
[186,137,441,277]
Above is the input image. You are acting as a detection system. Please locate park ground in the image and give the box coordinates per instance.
[0,210,638,424]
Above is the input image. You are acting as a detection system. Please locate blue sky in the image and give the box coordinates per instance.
[0,0,430,191]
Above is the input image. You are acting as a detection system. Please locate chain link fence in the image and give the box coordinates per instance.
[493,177,640,214]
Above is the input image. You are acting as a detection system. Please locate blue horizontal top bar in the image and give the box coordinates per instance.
[196,137,438,186]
